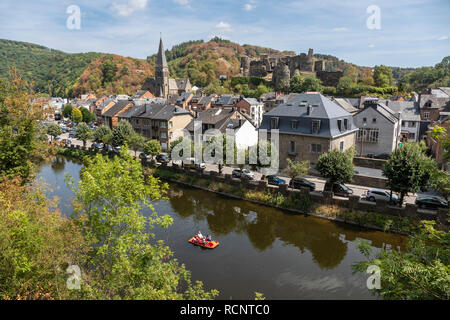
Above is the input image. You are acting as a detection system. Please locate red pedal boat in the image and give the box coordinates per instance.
[188,237,219,249]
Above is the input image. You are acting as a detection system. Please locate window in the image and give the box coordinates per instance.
[407,133,415,140]
[363,117,367,123]
[271,117,279,129]
[143,120,149,126]
[408,121,416,128]
[289,141,296,154]
[160,132,167,139]
[169,121,173,129]
[291,120,298,129]
[311,144,322,154]
[135,119,140,125]
[142,129,150,137]
[337,119,342,132]
[340,141,344,151]
[402,121,406,127]
[169,132,173,139]
[160,121,167,128]
[357,128,379,143]
[344,119,348,130]
[424,112,430,120]
[311,120,321,134]
[372,118,376,123]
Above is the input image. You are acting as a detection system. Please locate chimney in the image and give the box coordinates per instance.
[307,105,312,115]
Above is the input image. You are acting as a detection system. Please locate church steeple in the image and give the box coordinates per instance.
[155,37,169,99]
[156,37,168,68]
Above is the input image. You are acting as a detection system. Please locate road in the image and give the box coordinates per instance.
[49,122,439,206]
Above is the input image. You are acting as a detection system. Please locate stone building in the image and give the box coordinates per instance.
[142,38,192,99]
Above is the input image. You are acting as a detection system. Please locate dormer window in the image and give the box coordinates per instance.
[337,119,342,132]
[291,120,298,129]
[311,120,321,134]
[344,119,348,130]
[271,117,279,129]
[425,101,432,108]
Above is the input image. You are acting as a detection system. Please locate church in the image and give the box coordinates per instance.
[142,38,192,99]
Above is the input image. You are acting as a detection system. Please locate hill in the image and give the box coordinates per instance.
[0,39,102,97]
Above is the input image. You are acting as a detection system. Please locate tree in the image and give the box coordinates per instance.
[373,65,394,87]
[75,122,92,147]
[93,125,112,143]
[316,149,354,184]
[128,132,146,157]
[0,68,49,181]
[289,74,304,93]
[353,221,450,300]
[47,123,62,142]
[301,75,322,92]
[71,107,83,123]
[112,120,134,147]
[62,104,73,118]
[144,139,162,159]
[337,76,354,95]
[383,143,436,206]
[80,107,96,123]
[71,148,218,299]
[283,158,309,180]
[343,65,358,83]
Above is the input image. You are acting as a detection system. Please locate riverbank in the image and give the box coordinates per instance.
[145,166,425,235]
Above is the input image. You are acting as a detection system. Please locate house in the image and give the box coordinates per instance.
[186,107,257,150]
[95,98,117,125]
[102,100,134,129]
[142,38,192,99]
[81,93,96,101]
[259,93,358,168]
[175,92,194,110]
[353,98,402,156]
[132,90,154,100]
[130,103,193,151]
[234,97,265,127]
[385,101,421,143]
[211,95,240,108]
[418,87,450,123]
[331,98,359,115]
[426,115,449,169]
[91,96,109,113]
[188,94,216,113]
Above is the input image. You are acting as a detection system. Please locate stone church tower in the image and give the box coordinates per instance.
[155,38,169,99]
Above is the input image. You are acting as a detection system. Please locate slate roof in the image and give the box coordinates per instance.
[384,101,420,121]
[259,93,357,139]
[186,108,242,133]
[156,38,168,68]
[134,103,191,121]
[333,98,358,114]
[214,95,239,106]
[242,98,262,106]
[102,100,132,118]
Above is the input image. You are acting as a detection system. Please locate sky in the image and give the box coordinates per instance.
[0,0,448,68]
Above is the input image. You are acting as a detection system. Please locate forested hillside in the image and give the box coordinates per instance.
[0,39,102,97]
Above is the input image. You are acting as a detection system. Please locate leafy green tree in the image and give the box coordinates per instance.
[301,75,322,92]
[128,132,146,156]
[283,158,310,180]
[75,122,92,147]
[144,139,162,159]
[62,104,73,118]
[289,74,304,93]
[0,69,49,181]
[71,107,83,123]
[93,125,111,143]
[101,57,118,84]
[373,65,394,87]
[337,76,354,95]
[80,107,96,123]
[383,143,436,206]
[47,123,62,142]
[71,149,218,299]
[316,149,354,184]
[353,221,450,300]
[112,120,134,147]
[343,65,358,83]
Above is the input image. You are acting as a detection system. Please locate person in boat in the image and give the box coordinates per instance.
[206,234,212,241]
[197,231,204,239]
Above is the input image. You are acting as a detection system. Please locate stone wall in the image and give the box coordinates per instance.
[316,71,344,87]
[354,156,387,170]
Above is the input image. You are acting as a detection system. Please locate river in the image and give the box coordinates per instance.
[35,156,407,300]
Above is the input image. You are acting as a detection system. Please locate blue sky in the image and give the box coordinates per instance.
[0,0,448,67]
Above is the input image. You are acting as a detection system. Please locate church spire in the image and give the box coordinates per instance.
[156,37,168,68]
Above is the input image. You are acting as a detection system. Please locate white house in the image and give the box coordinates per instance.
[353,98,402,156]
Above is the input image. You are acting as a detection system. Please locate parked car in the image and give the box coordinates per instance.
[415,197,448,210]
[113,146,122,154]
[232,168,255,180]
[69,131,76,138]
[62,138,72,145]
[54,136,61,141]
[156,154,169,163]
[365,189,398,204]
[289,177,316,191]
[107,145,114,152]
[183,157,206,170]
[324,182,353,197]
[267,175,286,186]
[92,143,103,150]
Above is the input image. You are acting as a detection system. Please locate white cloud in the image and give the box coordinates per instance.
[215,21,233,33]
[437,35,448,41]
[111,0,148,17]
[244,3,256,11]
[332,27,347,32]
[368,43,375,48]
